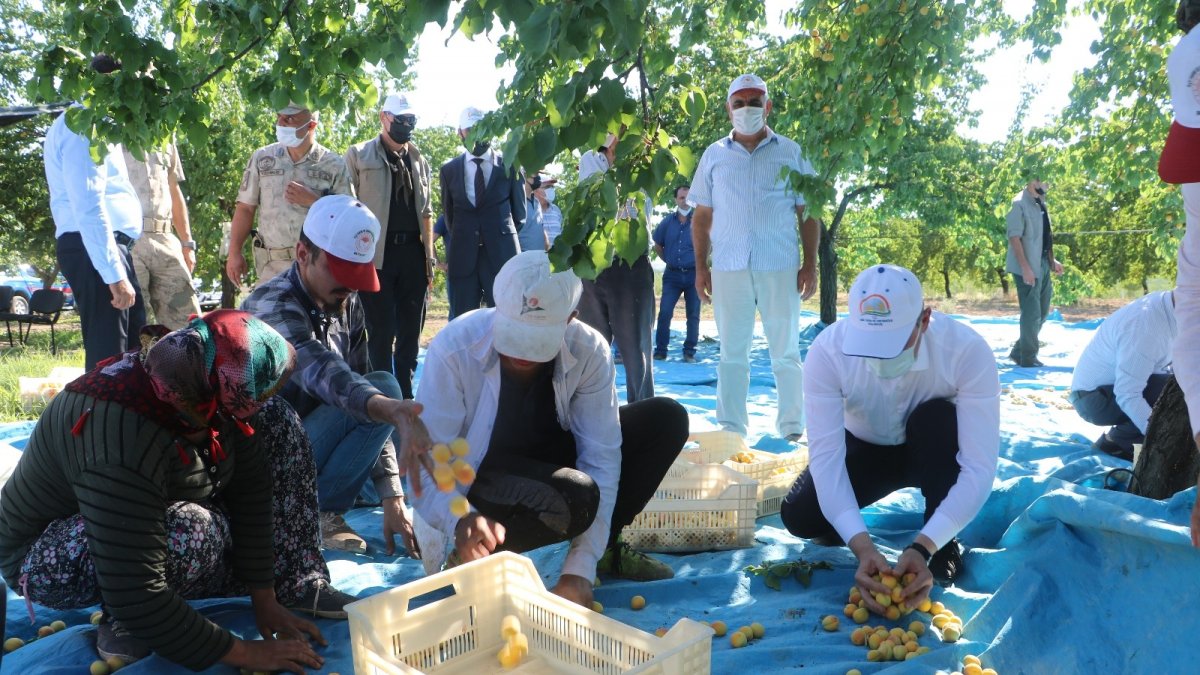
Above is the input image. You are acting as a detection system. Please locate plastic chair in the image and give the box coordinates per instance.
[0,286,17,348]
[15,289,65,354]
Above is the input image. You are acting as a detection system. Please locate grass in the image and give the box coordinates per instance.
[0,317,85,422]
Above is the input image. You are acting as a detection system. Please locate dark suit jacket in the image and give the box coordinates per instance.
[440,151,525,279]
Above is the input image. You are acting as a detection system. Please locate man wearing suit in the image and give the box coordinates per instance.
[439,107,526,319]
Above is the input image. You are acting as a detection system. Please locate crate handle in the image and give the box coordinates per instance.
[378,552,544,617]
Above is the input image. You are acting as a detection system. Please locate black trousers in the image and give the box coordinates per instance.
[56,232,146,371]
[447,247,500,320]
[359,243,428,399]
[467,396,688,551]
[780,399,961,539]
[577,255,656,403]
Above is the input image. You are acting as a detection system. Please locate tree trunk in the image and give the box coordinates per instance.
[941,268,952,298]
[997,267,1009,296]
[1132,376,1199,499]
[818,219,838,325]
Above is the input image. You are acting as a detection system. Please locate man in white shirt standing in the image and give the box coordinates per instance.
[781,265,1000,599]
[1158,0,1200,546]
[44,55,145,371]
[1069,291,1177,460]
[689,73,819,440]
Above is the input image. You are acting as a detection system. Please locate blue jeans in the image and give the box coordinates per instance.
[302,371,400,512]
[654,266,699,357]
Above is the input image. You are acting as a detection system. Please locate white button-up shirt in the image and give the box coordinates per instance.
[462,148,496,206]
[1177,182,1200,435]
[804,312,1000,550]
[1071,291,1177,434]
[414,309,622,580]
[44,110,142,284]
[688,129,815,272]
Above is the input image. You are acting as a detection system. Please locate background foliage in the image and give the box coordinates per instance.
[0,0,1188,318]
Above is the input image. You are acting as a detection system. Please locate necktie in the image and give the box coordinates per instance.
[473,157,485,206]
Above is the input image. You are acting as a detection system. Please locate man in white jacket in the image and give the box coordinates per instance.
[411,251,686,605]
[1069,291,1177,460]
[781,264,1000,606]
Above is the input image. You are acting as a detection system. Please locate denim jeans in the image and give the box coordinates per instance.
[654,266,700,357]
[302,370,400,512]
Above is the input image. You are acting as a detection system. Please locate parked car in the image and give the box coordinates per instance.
[3,265,74,312]
[193,279,221,311]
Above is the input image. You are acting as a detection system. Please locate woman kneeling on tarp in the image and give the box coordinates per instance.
[0,310,355,673]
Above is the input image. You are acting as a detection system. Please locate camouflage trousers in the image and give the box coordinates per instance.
[131,231,200,329]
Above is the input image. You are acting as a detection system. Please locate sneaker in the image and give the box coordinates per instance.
[320,512,367,554]
[97,613,150,664]
[682,354,696,363]
[595,541,674,581]
[286,578,358,619]
[1093,433,1133,461]
[785,432,805,444]
[928,539,964,586]
[653,353,667,361]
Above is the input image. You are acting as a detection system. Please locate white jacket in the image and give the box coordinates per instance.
[413,309,622,579]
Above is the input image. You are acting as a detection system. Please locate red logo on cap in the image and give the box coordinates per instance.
[354,230,373,256]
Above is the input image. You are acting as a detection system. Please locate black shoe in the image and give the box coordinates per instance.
[97,612,150,665]
[928,539,963,586]
[1093,433,1133,461]
[682,354,696,363]
[1012,358,1044,367]
[286,578,358,619]
[653,353,667,361]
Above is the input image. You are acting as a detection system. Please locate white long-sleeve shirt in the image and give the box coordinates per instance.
[1177,183,1200,436]
[44,110,142,284]
[804,312,1000,550]
[413,309,622,580]
[1071,291,1177,434]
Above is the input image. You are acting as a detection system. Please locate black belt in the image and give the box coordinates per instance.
[388,230,422,246]
[114,232,134,247]
[667,264,695,273]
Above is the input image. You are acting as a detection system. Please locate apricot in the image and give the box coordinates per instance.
[501,615,521,639]
[431,443,452,464]
[631,595,646,610]
[821,615,839,631]
[449,437,470,456]
[750,622,765,639]
[730,631,747,648]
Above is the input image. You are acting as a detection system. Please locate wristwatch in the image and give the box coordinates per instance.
[181,240,197,251]
[904,542,933,563]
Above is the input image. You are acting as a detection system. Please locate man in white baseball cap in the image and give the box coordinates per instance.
[438,106,526,319]
[688,72,820,442]
[346,91,436,400]
[780,264,1000,599]
[243,194,432,558]
[1159,0,1200,547]
[412,251,688,604]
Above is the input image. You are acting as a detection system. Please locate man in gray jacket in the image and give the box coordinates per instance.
[1005,179,1064,367]
[345,92,435,399]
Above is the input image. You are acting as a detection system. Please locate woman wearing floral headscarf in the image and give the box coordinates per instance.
[0,310,352,673]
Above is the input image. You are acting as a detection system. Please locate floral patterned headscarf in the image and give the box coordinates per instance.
[66,310,295,449]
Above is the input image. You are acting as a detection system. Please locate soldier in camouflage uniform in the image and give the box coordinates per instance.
[123,142,201,329]
[226,102,354,288]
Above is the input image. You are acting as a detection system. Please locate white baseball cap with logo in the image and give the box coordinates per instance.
[301,194,381,292]
[727,73,768,101]
[458,106,486,131]
[492,251,583,363]
[381,92,414,116]
[842,264,924,359]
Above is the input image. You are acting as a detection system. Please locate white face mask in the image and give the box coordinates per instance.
[731,106,766,135]
[677,206,692,216]
[544,187,556,202]
[865,345,917,379]
[276,124,310,148]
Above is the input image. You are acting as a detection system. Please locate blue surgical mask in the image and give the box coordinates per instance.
[544,187,556,202]
[865,345,917,379]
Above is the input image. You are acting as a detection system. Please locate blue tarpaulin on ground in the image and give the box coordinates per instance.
[2,311,1196,674]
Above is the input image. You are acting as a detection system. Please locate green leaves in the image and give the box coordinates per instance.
[743,559,834,591]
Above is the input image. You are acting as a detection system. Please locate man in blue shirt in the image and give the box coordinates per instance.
[652,185,699,362]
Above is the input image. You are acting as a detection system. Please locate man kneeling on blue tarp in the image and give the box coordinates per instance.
[781,264,1000,608]
[411,251,687,607]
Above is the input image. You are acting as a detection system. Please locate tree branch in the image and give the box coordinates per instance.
[185,0,295,94]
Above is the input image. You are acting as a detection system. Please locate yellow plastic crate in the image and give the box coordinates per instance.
[683,431,807,518]
[622,462,757,553]
[18,367,84,412]
[346,552,713,675]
